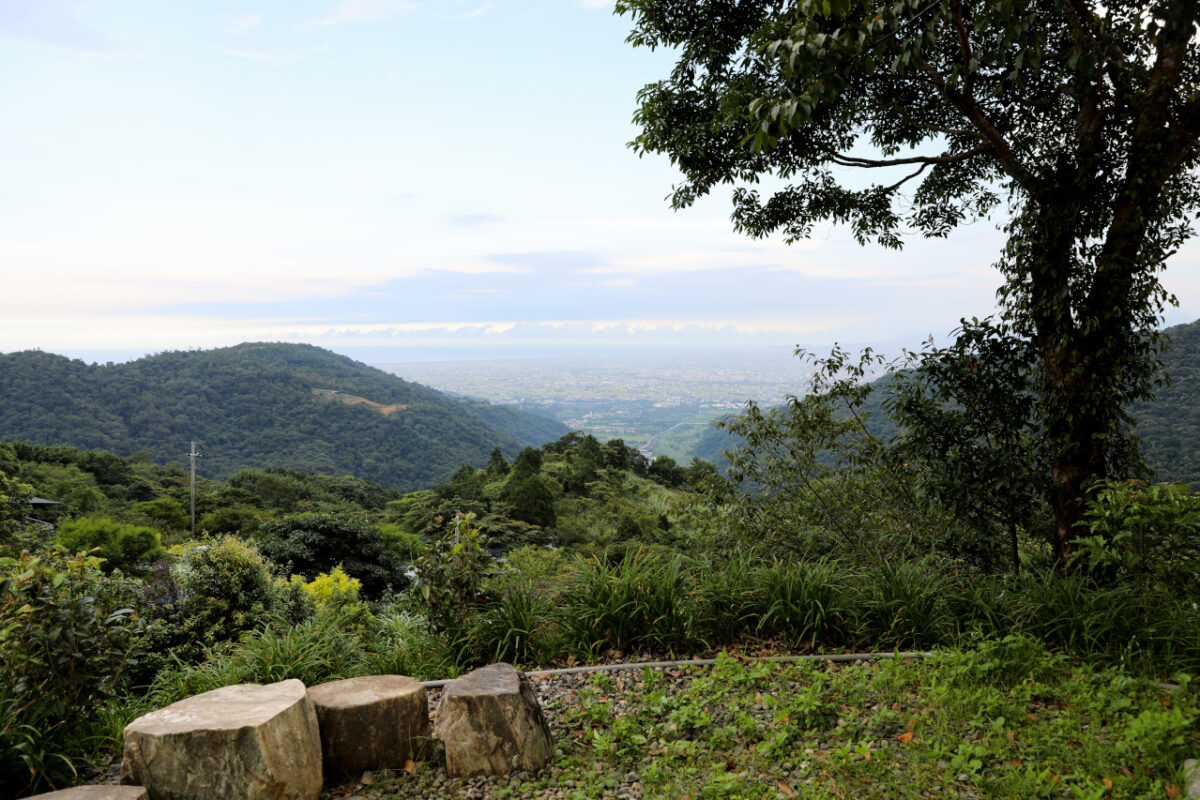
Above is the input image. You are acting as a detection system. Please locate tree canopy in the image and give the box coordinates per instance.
[621,0,1200,564]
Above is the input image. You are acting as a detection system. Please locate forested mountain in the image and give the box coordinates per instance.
[0,343,565,490]
[1134,318,1200,487]
[692,318,1200,487]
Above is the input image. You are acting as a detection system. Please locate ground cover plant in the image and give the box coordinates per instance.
[322,640,1199,800]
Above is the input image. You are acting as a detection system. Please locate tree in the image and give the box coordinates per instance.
[886,320,1049,573]
[620,0,1200,565]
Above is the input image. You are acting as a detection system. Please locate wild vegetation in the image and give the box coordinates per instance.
[2,373,1199,796]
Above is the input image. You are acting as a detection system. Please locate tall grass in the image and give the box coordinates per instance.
[695,552,762,647]
[562,548,699,655]
[857,557,952,649]
[755,558,854,649]
[467,582,559,666]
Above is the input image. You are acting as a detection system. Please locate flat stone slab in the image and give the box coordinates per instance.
[121,679,321,800]
[307,675,430,776]
[25,788,148,800]
[433,663,553,777]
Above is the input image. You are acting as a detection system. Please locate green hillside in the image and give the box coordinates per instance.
[0,343,566,491]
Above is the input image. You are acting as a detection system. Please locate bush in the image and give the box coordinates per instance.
[368,610,457,680]
[302,566,372,629]
[147,606,369,709]
[56,517,165,574]
[0,551,140,795]
[695,553,761,647]
[258,513,406,598]
[467,581,559,666]
[411,512,491,638]
[133,498,189,532]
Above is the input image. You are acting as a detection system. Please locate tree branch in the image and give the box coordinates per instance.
[826,144,988,169]
[881,163,930,192]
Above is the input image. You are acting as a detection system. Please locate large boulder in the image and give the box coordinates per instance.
[307,674,430,776]
[25,788,149,800]
[433,662,553,777]
[120,679,321,800]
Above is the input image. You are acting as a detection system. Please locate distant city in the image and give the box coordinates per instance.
[378,350,812,461]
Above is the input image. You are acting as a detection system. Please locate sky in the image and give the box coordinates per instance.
[3,0,1199,365]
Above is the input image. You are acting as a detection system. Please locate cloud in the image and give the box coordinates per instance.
[214,45,294,64]
[487,251,611,271]
[306,0,422,27]
[578,0,612,9]
[456,2,493,20]
[0,0,119,53]
[225,12,263,36]
[448,213,504,228]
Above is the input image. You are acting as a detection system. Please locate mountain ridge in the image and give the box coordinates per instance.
[0,342,566,491]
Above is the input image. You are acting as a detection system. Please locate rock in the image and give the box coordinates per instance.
[433,663,554,777]
[307,675,430,776]
[120,679,321,800]
[25,788,149,800]
[1184,758,1200,799]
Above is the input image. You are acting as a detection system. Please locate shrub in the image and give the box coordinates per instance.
[467,581,560,666]
[56,517,165,574]
[1077,479,1200,595]
[197,504,261,537]
[411,512,492,638]
[0,551,140,795]
[1012,571,1144,662]
[368,610,457,680]
[258,513,406,598]
[562,547,699,655]
[695,553,762,647]
[302,566,372,629]
[133,498,189,532]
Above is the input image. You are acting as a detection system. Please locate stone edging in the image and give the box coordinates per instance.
[420,651,934,689]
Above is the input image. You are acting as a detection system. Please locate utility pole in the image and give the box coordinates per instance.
[189,441,201,537]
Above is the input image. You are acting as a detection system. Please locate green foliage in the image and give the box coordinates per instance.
[411,512,492,638]
[859,557,952,649]
[719,347,930,560]
[133,497,189,531]
[178,536,276,645]
[756,558,853,649]
[367,610,457,680]
[466,581,558,666]
[1077,479,1200,593]
[0,551,139,795]
[301,567,372,629]
[56,517,165,575]
[197,503,261,536]
[694,552,761,647]
[257,513,406,598]
[562,547,698,655]
[0,470,44,559]
[888,320,1050,574]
